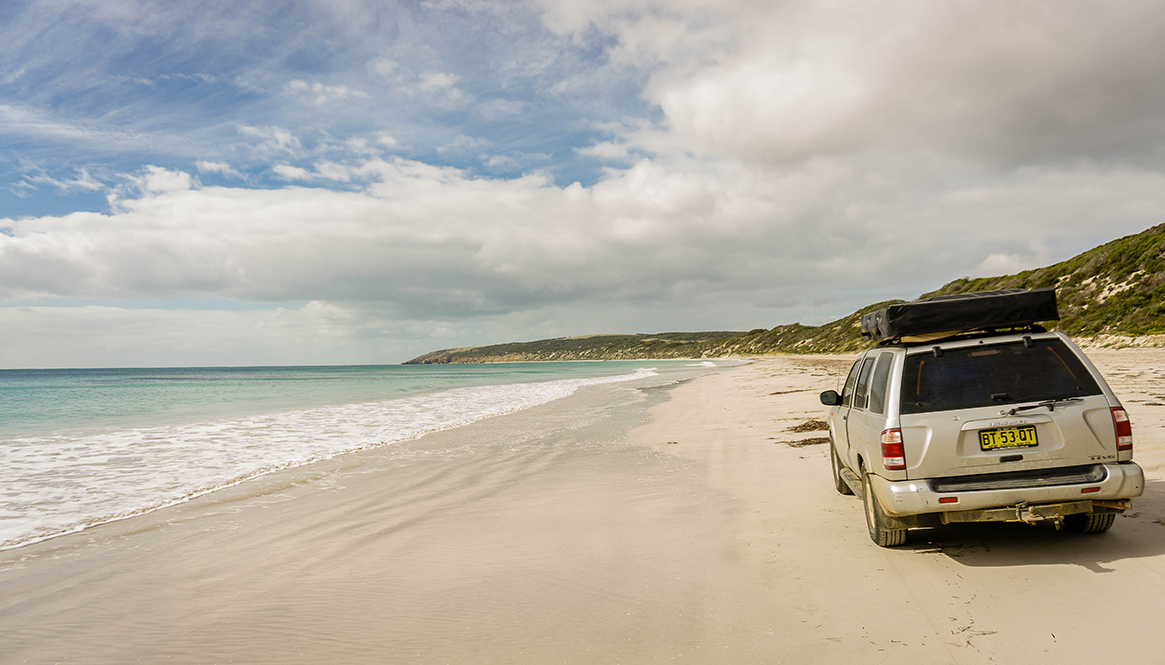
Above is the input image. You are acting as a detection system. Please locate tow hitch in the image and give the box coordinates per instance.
[939,499,1131,526]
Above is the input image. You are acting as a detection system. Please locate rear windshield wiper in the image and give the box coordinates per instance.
[1005,397,1084,416]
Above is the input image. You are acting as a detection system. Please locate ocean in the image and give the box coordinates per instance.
[0,360,722,551]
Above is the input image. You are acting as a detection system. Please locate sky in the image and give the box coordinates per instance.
[3,1,1165,368]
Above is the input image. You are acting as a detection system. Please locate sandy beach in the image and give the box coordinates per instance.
[3,352,1164,664]
[629,351,1165,663]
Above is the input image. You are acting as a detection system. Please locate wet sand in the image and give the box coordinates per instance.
[3,352,1164,664]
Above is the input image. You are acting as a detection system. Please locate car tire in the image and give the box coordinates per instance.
[831,442,853,495]
[862,469,907,547]
[1064,512,1116,534]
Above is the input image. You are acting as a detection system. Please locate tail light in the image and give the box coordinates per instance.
[881,428,906,470]
[1112,407,1133,452]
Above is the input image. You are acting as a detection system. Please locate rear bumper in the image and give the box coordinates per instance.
[871,462,1145,518]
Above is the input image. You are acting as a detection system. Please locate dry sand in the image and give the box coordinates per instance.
[2,351,1164,664]
[628,351,1165,664]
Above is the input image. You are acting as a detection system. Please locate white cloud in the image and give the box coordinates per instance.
[237,125,302,155]
[366,56,469,106]
[195,161,242,178]
[4,157,1163,320]
[532,1,1165,166]
[313,161,352,182]
[0,103,167,153]
[271,162,354,182]
[483,154,517,169]
[163,72,217,83]
[419,72,459,91]
[272,164,315,181]
[577,141,631,161]
[417,71,467,105]
[285,79,370,105]
[436,134,487,153]
[481,152,551,170]
[344,138,376,155]
[367,57,399,77]
[126,165,196,194]
[24,168,105,193]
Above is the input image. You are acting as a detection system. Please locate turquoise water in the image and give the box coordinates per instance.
[1,360,713,549]
[0,362,675,438]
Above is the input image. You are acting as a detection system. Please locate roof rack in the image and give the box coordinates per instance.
[877,324,1049,347]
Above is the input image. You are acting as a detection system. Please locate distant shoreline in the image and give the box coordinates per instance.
[404,332,1165,364]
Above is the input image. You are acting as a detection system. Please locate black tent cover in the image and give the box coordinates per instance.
[860,288,1060,342]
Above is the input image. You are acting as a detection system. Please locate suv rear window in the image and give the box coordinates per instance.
[900,338,1102,414]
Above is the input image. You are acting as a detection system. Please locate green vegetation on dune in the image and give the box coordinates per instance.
[405,224,1165,363]
[925,223,1165,336]
[405,332,743,364]
[717,301,904,355]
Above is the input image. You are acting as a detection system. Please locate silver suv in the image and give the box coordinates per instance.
[820,294,1144,547]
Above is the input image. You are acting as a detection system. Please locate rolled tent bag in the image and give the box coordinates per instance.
[860,288,1060,343]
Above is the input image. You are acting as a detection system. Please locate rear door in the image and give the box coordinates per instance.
[898,336,1115,479]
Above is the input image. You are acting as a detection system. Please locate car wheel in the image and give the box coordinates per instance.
[862,469,907,547]
[831,442,853,495]
[1064,512,1116,534]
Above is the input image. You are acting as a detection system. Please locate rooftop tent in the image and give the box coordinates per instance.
[860,288,1060,342]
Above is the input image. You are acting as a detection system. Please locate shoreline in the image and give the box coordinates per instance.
[0,361,679,552]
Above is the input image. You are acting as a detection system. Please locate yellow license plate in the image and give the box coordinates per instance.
[979,426,1039,451]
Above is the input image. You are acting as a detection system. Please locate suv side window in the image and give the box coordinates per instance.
[852,356,876,410]
[868,353,894,415]
[841,359,862,407]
